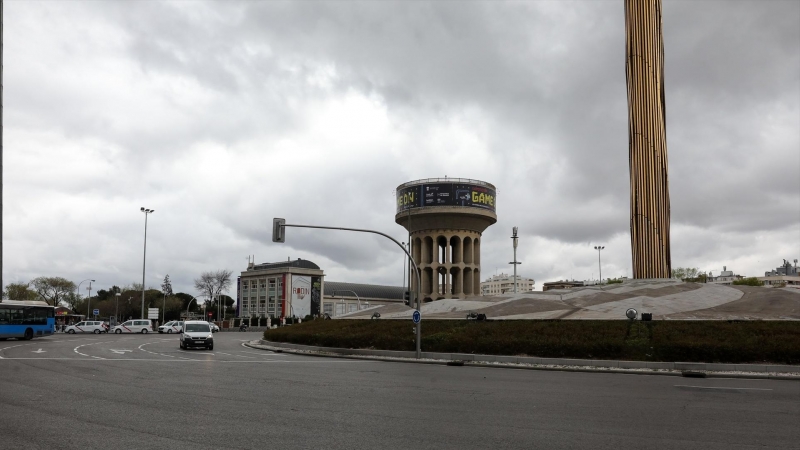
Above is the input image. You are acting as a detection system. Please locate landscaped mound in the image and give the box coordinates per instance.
[264,319,800,364]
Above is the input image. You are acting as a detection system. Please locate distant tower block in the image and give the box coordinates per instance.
[625,0,672,278]
[396,178,497,301]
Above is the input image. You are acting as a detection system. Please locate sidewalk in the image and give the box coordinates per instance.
[245,339,800,381]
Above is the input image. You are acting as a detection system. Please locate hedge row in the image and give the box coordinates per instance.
[263,319,800,364]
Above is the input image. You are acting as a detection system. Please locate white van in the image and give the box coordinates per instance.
[112,320,153,334]
[158,321,184,334]
[65,321,108,334]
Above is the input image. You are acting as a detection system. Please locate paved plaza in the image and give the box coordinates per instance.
[346,280,800,320]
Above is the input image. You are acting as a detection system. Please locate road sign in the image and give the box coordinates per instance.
[93,309,99,316]
[412,310,421,324]
[147,308,159,319]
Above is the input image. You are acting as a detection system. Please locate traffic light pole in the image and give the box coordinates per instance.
[273,220,423,358]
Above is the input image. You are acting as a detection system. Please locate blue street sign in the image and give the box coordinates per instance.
[412,310,421,324]
[93,309,99,316]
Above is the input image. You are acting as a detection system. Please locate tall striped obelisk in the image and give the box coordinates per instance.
[625,0,671,278]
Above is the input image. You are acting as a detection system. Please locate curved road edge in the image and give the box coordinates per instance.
[244,339,800,381]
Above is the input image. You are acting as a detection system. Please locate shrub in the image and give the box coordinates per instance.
[733,277,763,286]
[262,319,800,364]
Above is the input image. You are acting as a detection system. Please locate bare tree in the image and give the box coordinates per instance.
[31,277,77,307]
[194,269,233,304]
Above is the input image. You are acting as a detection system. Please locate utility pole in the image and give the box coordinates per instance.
[1,1,4,299]
[509,227,521,293]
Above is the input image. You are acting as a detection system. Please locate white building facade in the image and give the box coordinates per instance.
[707,266,744,285]
[481,273,535,295]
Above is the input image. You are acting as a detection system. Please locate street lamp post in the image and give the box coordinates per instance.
[594,245,605,283]
[162,292,166,324]
[140,207,154,319]
[332,290,362,312]
[87,280,95,318]
[402,242,406,290]
[76,279,95,316]
[115,292,121,323]
[186,296,200,318]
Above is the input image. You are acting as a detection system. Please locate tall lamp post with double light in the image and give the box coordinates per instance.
[140,207,154,319]
[594,245,605,284]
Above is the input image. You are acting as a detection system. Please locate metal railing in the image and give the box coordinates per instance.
[396,178,496,189]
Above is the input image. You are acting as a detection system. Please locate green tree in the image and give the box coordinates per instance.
[61,291,83,312]
[31,277,77,307]
[163,296,184,321]
[161,275,173,296]
[175,292,201,312]
[672,267,700,281]
[3,281,39,300]
[733,277,763,286]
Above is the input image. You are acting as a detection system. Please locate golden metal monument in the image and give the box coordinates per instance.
[625,0,672,278]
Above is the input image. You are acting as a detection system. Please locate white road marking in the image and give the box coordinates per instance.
[138,340,195,360]
[674,385,773,391]
[73,340,108,359]
[238,350,278,357]
[32,349,46,354]
[109,349,132,354]
[1,342,37,358]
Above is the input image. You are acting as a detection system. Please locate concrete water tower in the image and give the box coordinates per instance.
[395,178,497,301]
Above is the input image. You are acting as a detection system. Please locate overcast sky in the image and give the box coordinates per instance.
[4,0,799,298]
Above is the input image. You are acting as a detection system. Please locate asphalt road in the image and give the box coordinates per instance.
[1,332,799,450]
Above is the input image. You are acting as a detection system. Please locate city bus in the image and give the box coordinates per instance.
[0,300,56,340]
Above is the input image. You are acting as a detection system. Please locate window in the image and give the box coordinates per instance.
[323,303,333,315]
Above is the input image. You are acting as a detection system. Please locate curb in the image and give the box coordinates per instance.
[244,341,800,381]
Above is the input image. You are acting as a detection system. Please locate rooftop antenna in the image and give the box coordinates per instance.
[509,226,521,293]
